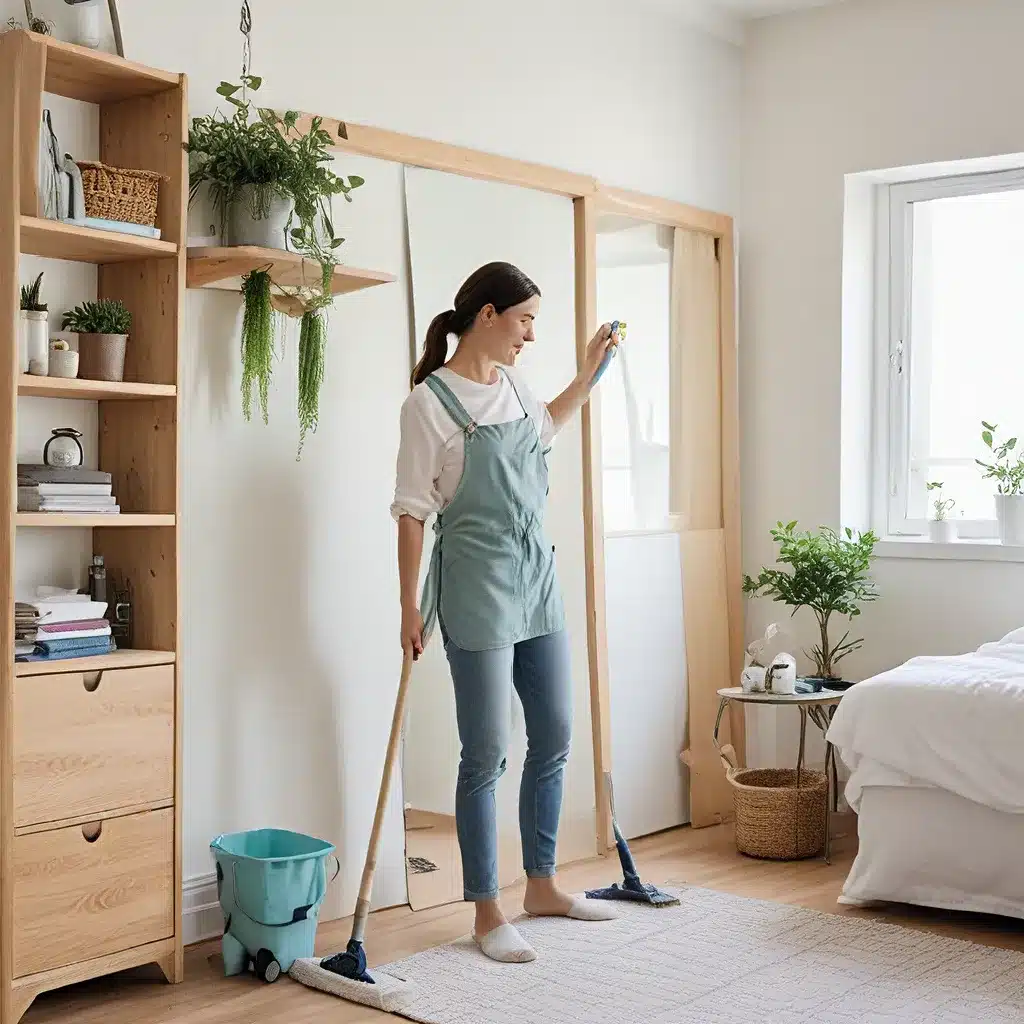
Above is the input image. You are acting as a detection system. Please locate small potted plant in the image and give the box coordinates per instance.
[743,521,879,691]
[61,299,131,382]
[926,481,956,543]
[741,622,779,692]
[20,272,48,375]
[976,421,1024,545]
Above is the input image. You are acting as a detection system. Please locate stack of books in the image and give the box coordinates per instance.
[15,593,114,662]
[17,465,119,514]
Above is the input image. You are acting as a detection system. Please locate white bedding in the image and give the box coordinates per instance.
[827,630,1024,815]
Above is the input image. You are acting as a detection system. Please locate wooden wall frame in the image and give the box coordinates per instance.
[296,113,743,851]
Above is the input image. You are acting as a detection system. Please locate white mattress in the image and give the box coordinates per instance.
[841,783,1024,920]
[827,633,1024,814]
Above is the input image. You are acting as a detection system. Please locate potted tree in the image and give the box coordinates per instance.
[187,73,364,455]
[20,272,47,375]
[61,299,131,382]
[926,481,956,543]
[976,421,1024,545]
[743,522,879,692]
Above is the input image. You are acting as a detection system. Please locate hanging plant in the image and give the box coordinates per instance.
[240,269,275,425]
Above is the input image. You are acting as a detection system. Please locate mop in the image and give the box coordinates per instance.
[584,772,681,908]
[289,652,419,1013]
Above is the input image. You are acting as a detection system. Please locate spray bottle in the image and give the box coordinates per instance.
[591,320,626,386]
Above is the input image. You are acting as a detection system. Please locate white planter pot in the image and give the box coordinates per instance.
[995,494,1024,546]
[928,519,957,543]
[766,653,797,694]
[22,310,48,376]
[226,187,294,250]
[740,665,766,693]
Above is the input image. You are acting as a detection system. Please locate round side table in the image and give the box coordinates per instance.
[714,687,845,863]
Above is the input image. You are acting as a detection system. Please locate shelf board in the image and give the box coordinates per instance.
[21,217,177,264]
[32,32,179,104]
[16,513,175,528]
[15,648,175,678]
[186,246,397,295]
[17,375,176,401]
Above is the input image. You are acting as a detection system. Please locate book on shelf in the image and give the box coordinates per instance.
[14,596,114,662]
[18,466,113,485]
[61,216,162,240]
[18,473,118,513]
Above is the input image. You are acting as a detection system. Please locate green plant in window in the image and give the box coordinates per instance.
[976,421,1024,495]
[926,481,955,521]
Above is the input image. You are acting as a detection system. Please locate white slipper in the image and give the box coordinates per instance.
[474,923,537,963]
[525,896,618,921]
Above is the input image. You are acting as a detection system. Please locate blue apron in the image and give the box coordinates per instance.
[419,369,564,652]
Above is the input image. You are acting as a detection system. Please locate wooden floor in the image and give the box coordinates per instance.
[23,822,1024,1023]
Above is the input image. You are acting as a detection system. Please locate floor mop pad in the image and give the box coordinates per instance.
[585,772,681,908]
[289,956,418,1013]
[290,652,419,1010]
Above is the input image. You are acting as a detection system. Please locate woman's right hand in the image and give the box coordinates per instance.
[401,605,425,660]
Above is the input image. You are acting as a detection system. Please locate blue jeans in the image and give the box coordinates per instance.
[443,629,573,901]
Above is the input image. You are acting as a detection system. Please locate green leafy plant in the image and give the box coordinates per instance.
[926,481,955,521]
[240,270,275,425]
[742,522,879,680]
[976,421,1024,495]
[61,299,131,335]
[297,308,326,456]
[20,272,46,312]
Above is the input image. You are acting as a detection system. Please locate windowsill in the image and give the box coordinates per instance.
[876,537,1024,563]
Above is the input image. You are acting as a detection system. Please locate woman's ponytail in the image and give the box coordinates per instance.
[411,309,455,388]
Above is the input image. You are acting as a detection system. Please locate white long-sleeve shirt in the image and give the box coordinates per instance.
[391,366,557,523]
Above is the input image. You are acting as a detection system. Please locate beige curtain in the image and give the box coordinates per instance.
[672,228,736,828]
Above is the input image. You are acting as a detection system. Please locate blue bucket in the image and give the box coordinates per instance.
[210,828,339,981]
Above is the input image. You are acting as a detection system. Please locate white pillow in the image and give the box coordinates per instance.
[996,626,1024,646]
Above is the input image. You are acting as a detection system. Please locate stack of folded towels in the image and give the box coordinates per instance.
[15,589,114,662]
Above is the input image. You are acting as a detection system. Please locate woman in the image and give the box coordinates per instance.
[391,261,617,964]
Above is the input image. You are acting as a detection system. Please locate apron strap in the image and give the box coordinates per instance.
[498,366,529,419]
[426,373,476,432]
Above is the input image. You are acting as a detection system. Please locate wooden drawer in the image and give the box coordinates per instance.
[13,807,174,977]
[14,664,174,828]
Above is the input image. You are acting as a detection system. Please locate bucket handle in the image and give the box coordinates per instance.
[230,855,341,929]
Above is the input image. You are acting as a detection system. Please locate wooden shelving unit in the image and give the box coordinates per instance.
[0,30,185,1024]
[186,245,396,294]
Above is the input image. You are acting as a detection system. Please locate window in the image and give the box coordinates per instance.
[880,168,1024,539]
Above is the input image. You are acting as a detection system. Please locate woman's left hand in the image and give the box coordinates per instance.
[579,323,616,387]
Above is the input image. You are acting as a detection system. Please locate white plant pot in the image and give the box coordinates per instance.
[927,519,957,543]
[226,187,294,250]
[48,346,79,379]
[740,665,766,693]
[22,310,48,376]
[766,653,797,694]
[995,494,1024,546]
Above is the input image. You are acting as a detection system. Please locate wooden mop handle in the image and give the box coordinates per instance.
[352,650,415,941]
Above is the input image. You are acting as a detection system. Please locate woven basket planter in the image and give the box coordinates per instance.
[727,767,827,861]
[77,161,164,227]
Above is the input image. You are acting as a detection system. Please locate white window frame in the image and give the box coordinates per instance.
[876,166,1024,540]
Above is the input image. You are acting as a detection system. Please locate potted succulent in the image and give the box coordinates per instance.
[926,481,956,543]
[19,272,47,375]
[187,73,364,456]
[61,299,131,382]
[743,521,879,691]
[976,421,1024,545]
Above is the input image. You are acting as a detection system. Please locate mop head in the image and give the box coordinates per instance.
[289,955,418,1013]
[585,879,681,907]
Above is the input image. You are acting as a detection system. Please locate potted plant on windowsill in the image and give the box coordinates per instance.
[61,299,131,382]
[187,73,364,455]
[743,521,879,692]
[976,421,1024,546]
[926,481,956,543]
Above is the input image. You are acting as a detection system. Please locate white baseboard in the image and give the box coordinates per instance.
[183,873,223,946]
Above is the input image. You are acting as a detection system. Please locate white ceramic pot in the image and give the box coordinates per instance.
[740,665,766,693]
[22,310,48,376]
[48,345,79,379]
[227,187,294,250]
[995,494,1024,546]
[72,0,102,48]
[766,653,797,694]
[928,518,957,543]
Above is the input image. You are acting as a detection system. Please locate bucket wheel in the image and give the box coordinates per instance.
[254,948,281,983]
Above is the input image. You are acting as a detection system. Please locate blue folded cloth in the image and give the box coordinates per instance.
[17,637,117,661]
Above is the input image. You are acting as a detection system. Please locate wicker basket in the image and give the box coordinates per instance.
[77,161,164,227]
[727,766,827,861]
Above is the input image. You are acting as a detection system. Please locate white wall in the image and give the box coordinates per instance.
[741,0,1024,764]
[6,0,741,931]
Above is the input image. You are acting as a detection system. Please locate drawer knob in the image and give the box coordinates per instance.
[83,671,103,693]
[82,822,103,843]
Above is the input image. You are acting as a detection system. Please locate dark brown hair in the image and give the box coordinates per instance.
[410,261,540,387]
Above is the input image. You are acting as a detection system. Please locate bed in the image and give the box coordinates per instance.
[826,627,1024,920]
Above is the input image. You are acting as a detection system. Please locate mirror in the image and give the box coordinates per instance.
[596,214,689,839]
[401,167,595,910]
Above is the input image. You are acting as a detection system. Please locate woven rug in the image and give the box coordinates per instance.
[367,887,1024,1023]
